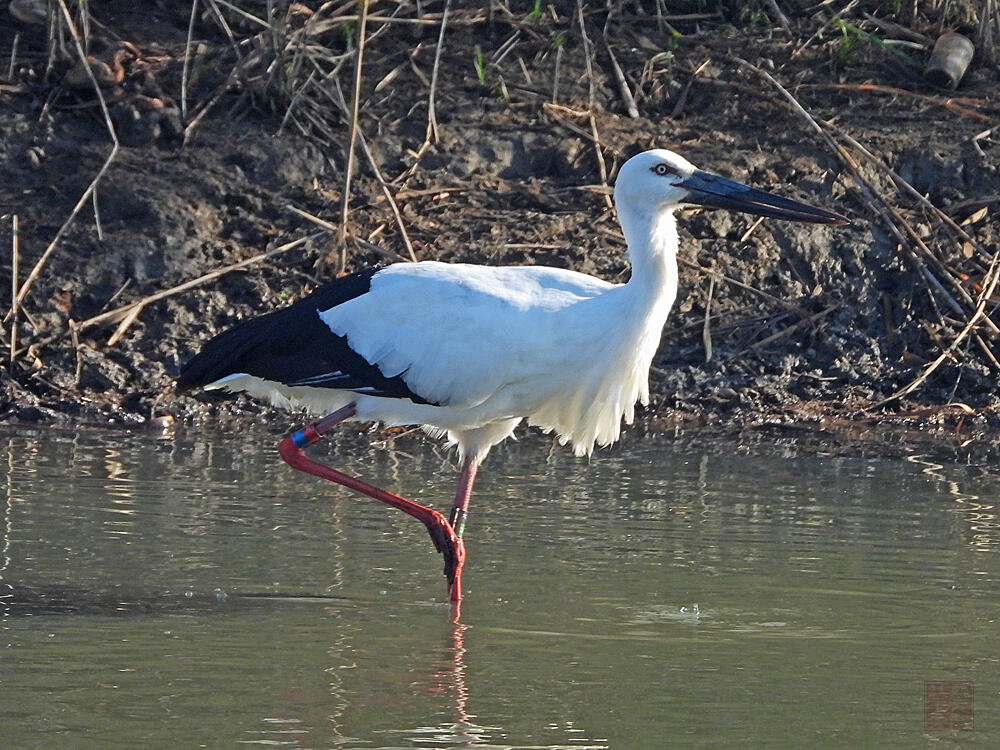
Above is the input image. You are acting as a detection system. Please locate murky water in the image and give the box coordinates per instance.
[1,426,998,748]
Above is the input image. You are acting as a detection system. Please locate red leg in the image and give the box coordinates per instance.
[277,405,463,593]
[446,457,478,605]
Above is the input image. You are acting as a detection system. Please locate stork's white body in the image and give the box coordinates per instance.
[184,148,846,606]
[198,148,844,465]
[214,210,677,462]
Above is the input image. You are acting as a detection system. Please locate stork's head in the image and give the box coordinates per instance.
[613,149,848,225]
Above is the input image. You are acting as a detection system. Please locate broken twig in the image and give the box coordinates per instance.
[603,39,639,118]
[765,0,791,34]
[702,270,715,363]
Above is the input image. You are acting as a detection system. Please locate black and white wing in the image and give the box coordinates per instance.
[177,265,433,404]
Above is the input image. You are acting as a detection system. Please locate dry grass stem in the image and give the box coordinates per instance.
[183,65,240,145]
[576,0,613,210]
[878,249,1000,405]
[492,30,521,67]
[390,0,452,183]
[205,0,244,60]
[278,69,317,135]
[541,102,606,145]
[551,39,563,103]
[68,319,82,386]
[325,71,418,262]
[288,202,411,263]
[350,235,412,263]
[6,0,119,322]
[823,120,977,248]
[792,0,857,57]
[287,204,339,233]
[976,0,999,65]
[336,0,370,272]
[803,83,991,122]
[733,58,832,143]
[356,129,418,262]
[672,58,711,118]
[91,191,103,241]
[9,214,18,367]
[426,0,451,144]
[393,184,471,200]
[8,32,20,80]
[107,304,144,347]
[875,192,992,332]
[738,216,765,243]
[319,13,469,26]
[702,271,715,363]
[970,123,1000,158]
[975,333,1000,371]
[861,12,931,45]
[208,0,268,28]
[663,307,784,340]
[181,0,199,120]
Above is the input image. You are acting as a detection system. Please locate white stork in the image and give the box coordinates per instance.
[178,149,847,611]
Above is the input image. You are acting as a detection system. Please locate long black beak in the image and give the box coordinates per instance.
[680,169,850,225]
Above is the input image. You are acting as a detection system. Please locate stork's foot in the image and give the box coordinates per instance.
[277,408,472,610]
[423,511,466,599]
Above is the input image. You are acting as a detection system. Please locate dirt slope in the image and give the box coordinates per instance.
[0,1,998,447]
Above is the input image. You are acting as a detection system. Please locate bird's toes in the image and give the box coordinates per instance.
[424,512,454,555]
[421,511,463,583]
[443,538,466,584]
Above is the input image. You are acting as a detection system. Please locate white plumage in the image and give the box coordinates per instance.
[216,259,668,459]
[204,149,845,463]
[183,148,847,606]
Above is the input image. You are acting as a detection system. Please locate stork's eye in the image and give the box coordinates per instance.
[652,163,675,177]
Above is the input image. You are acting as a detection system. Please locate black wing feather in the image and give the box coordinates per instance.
[177,265,433,404]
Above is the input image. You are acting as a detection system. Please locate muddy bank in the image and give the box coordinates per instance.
[1,1,999,451]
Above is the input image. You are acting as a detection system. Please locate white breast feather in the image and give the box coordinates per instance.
[524,292,670,455]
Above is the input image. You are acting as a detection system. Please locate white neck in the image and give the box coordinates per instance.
[617,201,679,313]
